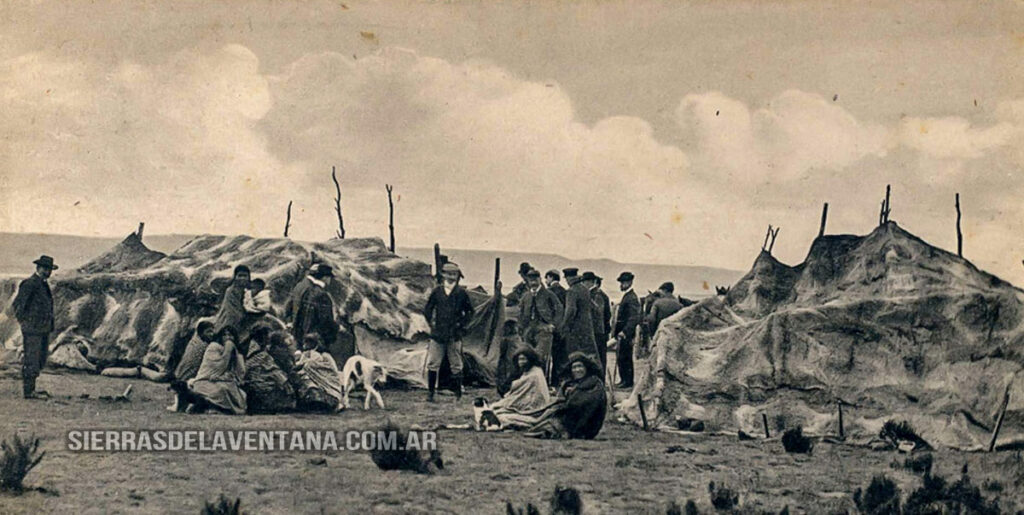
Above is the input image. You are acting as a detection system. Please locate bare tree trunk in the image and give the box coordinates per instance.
[331,166,345,239]
[955,193,963,258]
[136,222,145,240]
[284,201,293,238]
[762,224,773,251]
[386,184,395,253]
[818,203,828,238]
[768,227,780,254]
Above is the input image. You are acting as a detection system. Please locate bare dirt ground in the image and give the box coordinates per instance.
[0,370,1021,514]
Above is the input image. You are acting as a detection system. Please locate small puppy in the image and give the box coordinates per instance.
[472,397,502,431]
[341,355,388,410]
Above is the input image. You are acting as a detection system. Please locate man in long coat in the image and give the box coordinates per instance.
[12,255,58,398]
[517,268,563,378]
[557,268,599,382]
[583,272,612,372]
[284,264,340,362]
[613,271,642,389]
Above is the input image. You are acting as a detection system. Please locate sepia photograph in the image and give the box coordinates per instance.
[1,0,1023,512]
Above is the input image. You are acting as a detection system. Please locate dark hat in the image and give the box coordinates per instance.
[525,268,541,278]
[545,269,561,280]
[658,282,675,293]
[518,262,532,275]
[581,271,601,282]
[311,263,334,278]
[33,255,58,270]
[233,264,251,277]
[562,267,579,278]
[617,271,635,282]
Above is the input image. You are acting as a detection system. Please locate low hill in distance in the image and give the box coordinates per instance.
[0,233,742,298]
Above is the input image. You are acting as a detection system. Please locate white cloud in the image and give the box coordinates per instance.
[676,90,891,182]
[898,116,1018,160]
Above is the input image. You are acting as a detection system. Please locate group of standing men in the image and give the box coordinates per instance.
[508,263,643,389]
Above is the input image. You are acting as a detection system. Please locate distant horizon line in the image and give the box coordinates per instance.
[0,230,744,273]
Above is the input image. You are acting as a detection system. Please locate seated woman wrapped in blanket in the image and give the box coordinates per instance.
[241,323,296,414]
[171,327,248,415]
[523,352,607,440]
[488,346,552,429]
[294,333,345,413]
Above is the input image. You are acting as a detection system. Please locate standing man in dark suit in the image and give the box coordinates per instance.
[518,268,563,379]
[557,267,599,382]
[285,264,341,363]
[544,269,567,305]
[12,255,58,399]
[583,272,612,372]
[613,271,642,389]
[423,262,474,402]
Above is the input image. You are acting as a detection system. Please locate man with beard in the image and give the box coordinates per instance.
[612,271,642,389]
[12,255,58,399]
[557,268,599,382]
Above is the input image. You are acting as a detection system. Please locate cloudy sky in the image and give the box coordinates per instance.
[2,0,1022,282]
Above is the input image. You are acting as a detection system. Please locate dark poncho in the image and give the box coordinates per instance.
[558,375,607,439]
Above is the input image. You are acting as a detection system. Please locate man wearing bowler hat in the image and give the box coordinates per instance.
[582,271,612,371]
[12,255,58,398]
[613,271,642,388]
[505,262,533,307]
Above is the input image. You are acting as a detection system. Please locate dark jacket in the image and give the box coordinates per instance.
[591,288,612,342]
[548,282,567,305]
[12,274,54,335]
[614,290,642,342]
[645,296,684,333]
[559,278,598,357]
[518,285,563,334]
[505,281,530,307]
[287,278,339,344]
[423,285,474,344]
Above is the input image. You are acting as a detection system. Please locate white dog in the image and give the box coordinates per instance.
[340,355,388,410]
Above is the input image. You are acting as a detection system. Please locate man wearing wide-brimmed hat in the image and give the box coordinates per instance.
[285,263,341,359]
[423,262,474,402]
[12,255,58,398]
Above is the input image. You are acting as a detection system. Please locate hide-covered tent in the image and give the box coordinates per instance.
[0,233,507,387]
[620,222,1024,450]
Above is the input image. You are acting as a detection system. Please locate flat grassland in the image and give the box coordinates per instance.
[0,371,1021,514]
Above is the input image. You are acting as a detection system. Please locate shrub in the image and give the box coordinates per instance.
[902,453,933,476]
[903,470,1000,515]
[369,421,443,474]
[708,481,738,511]
[853,474,900,515]
[550,485,582,515]
[201,494,241,515]
[781,426,812,454]
[0,434,45,494]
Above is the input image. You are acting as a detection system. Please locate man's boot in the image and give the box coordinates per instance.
[452,373,463,401]
[22,376,34,399]
[427,371,437,402]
